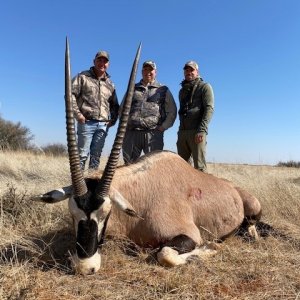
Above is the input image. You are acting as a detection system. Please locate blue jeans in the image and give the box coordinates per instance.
[77,120,108,170]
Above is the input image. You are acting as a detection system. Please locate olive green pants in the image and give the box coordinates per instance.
[176,129,207,172]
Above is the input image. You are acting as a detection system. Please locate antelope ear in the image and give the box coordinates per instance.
[110,187,143,219]
[33,185,73,203]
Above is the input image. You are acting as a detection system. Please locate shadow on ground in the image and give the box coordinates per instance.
[0,228,75,274]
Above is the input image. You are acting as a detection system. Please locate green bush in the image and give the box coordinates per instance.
[0,116,34,150]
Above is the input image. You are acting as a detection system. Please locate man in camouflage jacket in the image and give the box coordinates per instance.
[72,50,119,170]
[177,60,214,172]
[122,60,177,164]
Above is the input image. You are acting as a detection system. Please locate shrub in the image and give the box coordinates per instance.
[0,116,34,150]
[41,143,67,156]
[276,160,300,168]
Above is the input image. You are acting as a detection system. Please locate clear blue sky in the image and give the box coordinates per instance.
[1,0,299,165]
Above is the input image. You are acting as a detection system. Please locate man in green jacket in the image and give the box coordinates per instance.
[177,60,214,172]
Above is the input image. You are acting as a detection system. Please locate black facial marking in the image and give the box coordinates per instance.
[74,179,104,216]
[76,219,99,258]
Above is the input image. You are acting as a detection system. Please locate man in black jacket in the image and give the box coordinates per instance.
[122,61,177,164]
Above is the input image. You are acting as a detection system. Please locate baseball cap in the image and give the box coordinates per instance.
[142,60,157,70]
[184,61,198,70]
[95,50,109,61]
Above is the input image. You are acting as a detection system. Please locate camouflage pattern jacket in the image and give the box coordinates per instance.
[178,77,214,134]
[124,80,177,130]
[72,67,119,124]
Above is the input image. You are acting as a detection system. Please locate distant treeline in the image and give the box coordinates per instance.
[276,160,300,168]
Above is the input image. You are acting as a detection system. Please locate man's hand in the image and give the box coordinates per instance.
[156,126,165,132]
[106,120,116,127]
[77,114,86,124]
[194,133,204,144]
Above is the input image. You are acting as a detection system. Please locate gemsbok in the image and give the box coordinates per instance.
[34,39,262,275]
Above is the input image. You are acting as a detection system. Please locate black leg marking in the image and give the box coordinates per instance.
[161,234,196,254]
[246,209,262,225]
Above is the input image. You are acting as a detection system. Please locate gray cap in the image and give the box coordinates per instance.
[95,50,109,61]
[142,60,157,70]
[184,60,198,70]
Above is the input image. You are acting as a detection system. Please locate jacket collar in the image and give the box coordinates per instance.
[137,79,160,88]
[90,67,110,80]
[181,76,202,87]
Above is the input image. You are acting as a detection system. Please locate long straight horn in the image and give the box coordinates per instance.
[96,43,142,198]
[65,37,88,197]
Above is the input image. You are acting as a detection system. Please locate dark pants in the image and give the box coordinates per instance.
[177,129,207,172]
[122,130,164,164]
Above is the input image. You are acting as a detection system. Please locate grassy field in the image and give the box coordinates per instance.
[0,151,300,300]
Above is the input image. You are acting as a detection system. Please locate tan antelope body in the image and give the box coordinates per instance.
[105,150,261,248]
[35,40,261,275]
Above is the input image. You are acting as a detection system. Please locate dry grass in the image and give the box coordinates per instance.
[0,151,300,300]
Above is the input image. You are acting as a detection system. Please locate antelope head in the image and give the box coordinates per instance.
[63,38,141,275]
